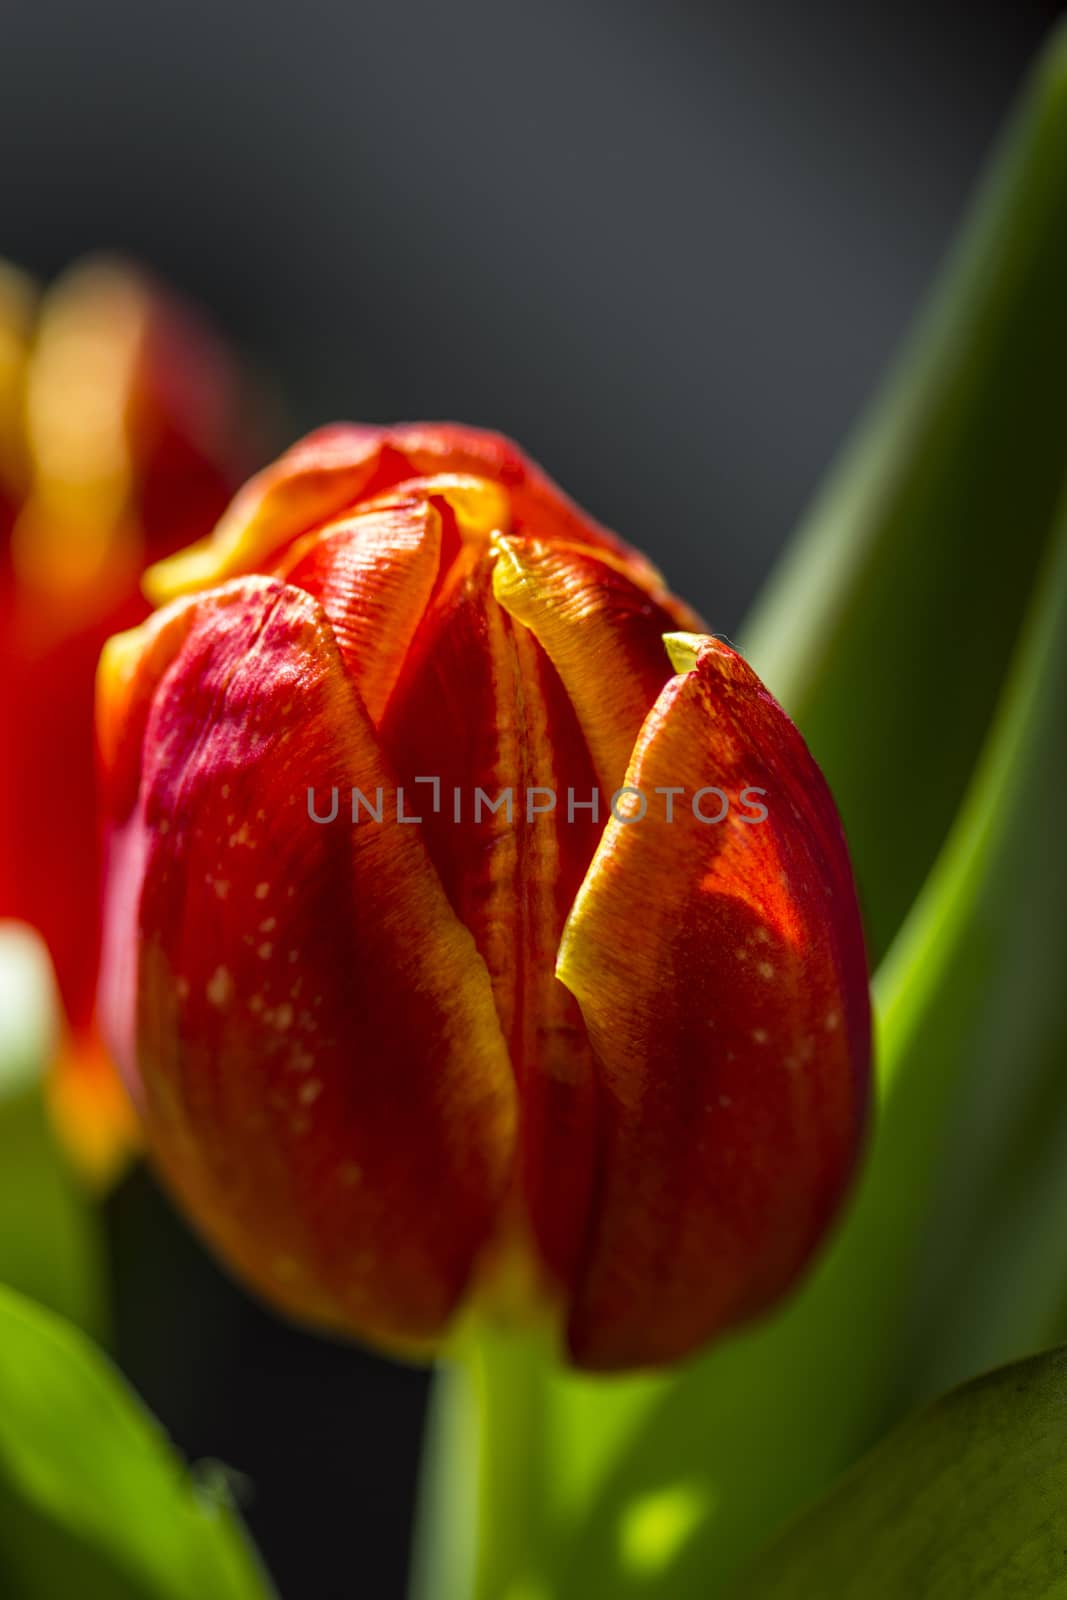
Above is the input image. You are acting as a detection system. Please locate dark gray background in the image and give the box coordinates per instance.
[2,2,1060,1595]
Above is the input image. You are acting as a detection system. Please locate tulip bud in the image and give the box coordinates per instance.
[0,257,262,1183]
[98,424,870,1369]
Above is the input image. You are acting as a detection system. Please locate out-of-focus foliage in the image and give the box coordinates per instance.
[0,1283,272,1600]
[414,23,1067,1600]
[743,20,1067,967]
[0,925,104,1336]
[735,1343,1067,1599]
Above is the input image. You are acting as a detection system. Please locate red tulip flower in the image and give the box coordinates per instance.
[0,258,261,1182]
[97,424,870,1369]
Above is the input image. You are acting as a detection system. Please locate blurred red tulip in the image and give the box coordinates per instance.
[97,423,870,1369]
[0,257,263,1184]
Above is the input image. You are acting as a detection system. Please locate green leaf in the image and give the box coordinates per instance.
[0,925,106,1336]
[733,1343,1067,1599]
[741,21,1067,963]
[0,1283,273,1600]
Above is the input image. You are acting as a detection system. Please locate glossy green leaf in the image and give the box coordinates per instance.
[734,1343,1067,1599]
[742,21,1067,963]
[0,924,106,1336]
[0,1283,273,1600]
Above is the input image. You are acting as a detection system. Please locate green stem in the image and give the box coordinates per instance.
[471,1329,548,1600]
[409,1328,548,1600]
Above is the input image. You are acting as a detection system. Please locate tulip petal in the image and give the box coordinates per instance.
[143,425,393,601]
[47,1029,140,1191]
[380,550,603,1301]
[377,423,660,571]
[145,421,676,607]
[99,576,517,1350]
[17,258,245,594]
[557,635,870,1369]
[491,535,684,794]
[270,494,444,725]
[0,260,35,503]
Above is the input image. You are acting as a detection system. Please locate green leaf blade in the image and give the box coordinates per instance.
[742,21,1067,962]
[0,1284,273,1600]
[0,925,106,1337]
[735,1344,1067,1600]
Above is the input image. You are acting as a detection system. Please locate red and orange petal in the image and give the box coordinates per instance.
[2,611,144,1186]
[0,261,36,510]
[98,577,517,1349]
[143,422,681,609]
[0,607,120,1038]
[379,538,604,1304]
[13,257,252,603]
[491,533,690,793]
[47,1027,141,1191]
[269,494,444,723]
[556,634,870,1369]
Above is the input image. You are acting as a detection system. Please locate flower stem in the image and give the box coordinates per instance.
[409,1327,548,1600]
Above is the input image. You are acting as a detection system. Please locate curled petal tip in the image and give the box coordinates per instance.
[141,538,221,605]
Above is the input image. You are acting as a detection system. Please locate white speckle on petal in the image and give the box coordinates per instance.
[207,967,232,1008]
